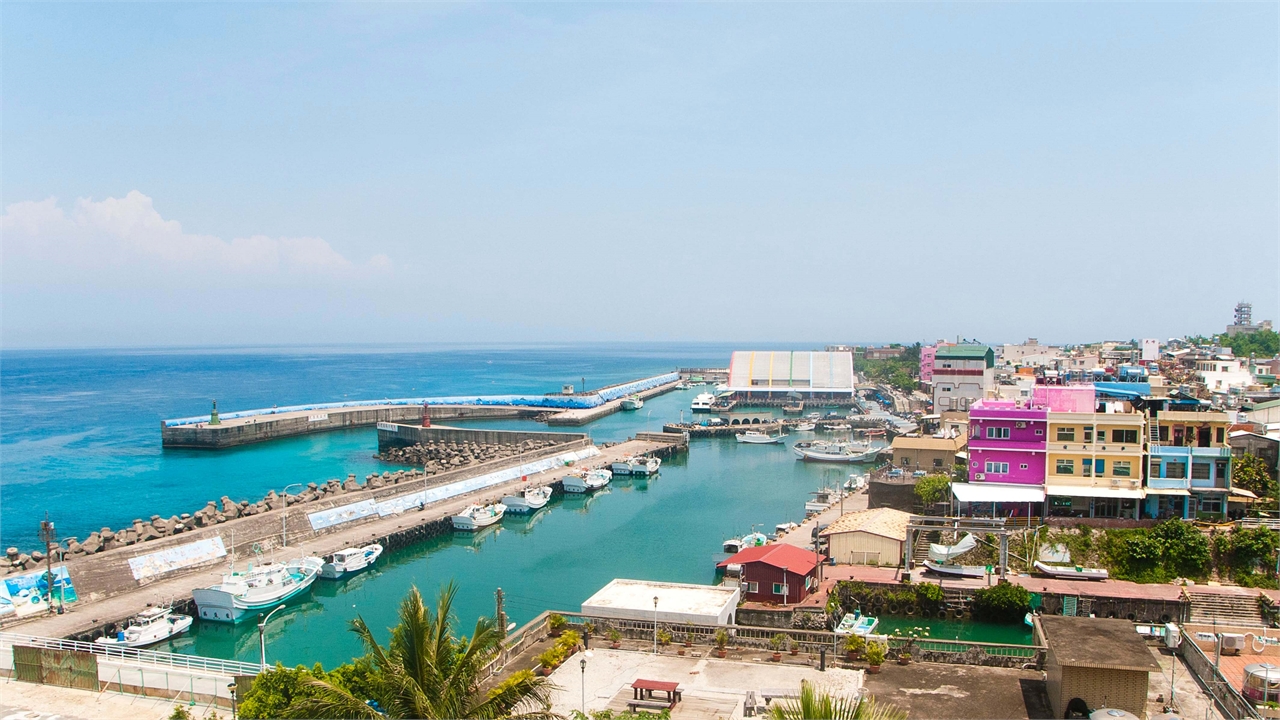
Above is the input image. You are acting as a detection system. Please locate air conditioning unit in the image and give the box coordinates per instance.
[1221,633,1246,655]
[975,473,986,480]
[1016,422,1027,429]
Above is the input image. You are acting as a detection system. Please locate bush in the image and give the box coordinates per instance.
[971,582,1031,624]
[713,629,729,648]
[864,641,886,666]
[770,633,788,651]
[536,647,564,669]
[548,613,567,632]
[914,475,952,505]
[607,628,622,642]
[842,634,865,654]
[1100,520,1210,583]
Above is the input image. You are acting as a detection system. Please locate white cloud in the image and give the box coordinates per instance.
[2,191,391,277]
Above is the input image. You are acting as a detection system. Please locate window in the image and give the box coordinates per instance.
[1113,461,1131,477]
[772,582,787,595]
[985,461,1010,474]
[1113,429,1138,444]
[745,582,758,593]
[1055,459,1075,475]
[1056,427,1075,442]
[1020,463,1029,470]
[1166,460,1186,478]
[1199,497,1223,514]
[1192,462,1212,480]
[1149,459,1162,478]
[1216,427,1225,444]
[1158,425,1169,442]
[1082,458,1093,477]
[1035,429,1044,436]
[1083,426,1093,442]
[1096,430,1107,443]
[986,427,1010,440]
[933,458,944,468]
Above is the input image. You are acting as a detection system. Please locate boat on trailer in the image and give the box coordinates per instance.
[922,560,987,578]
[1033,560,1109,580]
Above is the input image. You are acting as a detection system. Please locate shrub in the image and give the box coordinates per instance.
[914,474,952,505]
[607,628,622,642]
[713,629,729,648]
[536,647,564,669]
[972,581,1031,624]
[770,633,788,651]
[548,613,567,632]
[864,641,886,666]
[169,707,194,720]
[657,629,672,646]
[557,629,582,650]
[842,634,865,654]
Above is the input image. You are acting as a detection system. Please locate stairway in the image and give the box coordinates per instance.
[1149,418,1160,445]
[913,531,940,565]
[1188,590,1266,625]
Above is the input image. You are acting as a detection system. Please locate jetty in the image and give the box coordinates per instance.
[160,372,680,448]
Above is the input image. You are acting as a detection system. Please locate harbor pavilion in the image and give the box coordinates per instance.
[725,351,856,399]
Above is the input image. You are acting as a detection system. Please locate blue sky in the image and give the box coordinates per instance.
[3,3,1276,348]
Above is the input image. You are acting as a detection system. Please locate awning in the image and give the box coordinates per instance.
[1231,487,1259,498]
[1145,487,1190,496]
[951,482,1046,504]
[1045,485,1144,499]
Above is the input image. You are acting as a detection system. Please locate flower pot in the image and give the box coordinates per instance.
[611,641,621,649]
[789,649,799,656]
[716,649,727,658]
[845,651,856,662]
[677,648,686,656]
[898,657,910,666]
[771,652,782,662]
[868,664,881,674]
[542,666,553,676]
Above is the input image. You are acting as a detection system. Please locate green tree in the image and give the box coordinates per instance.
[282,583,554,719]
[766,679,906,720]
[971,582,1031,623]
[1235,454,1278,500]
[1221,330,1280,358]
[240,663,339,719]
[914,474,951,505]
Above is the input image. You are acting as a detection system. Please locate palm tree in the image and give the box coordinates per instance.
[285,583,555,719]
[767,680,907,720]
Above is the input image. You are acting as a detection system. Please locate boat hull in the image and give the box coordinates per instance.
[923,560,986,578]
[193,558,323,624]
[1033,561,1109,580]
[94,614,193,648]
[320,545,383,580]
[502,488,551,513]
[453,505,506,531]
[736,433,785,444]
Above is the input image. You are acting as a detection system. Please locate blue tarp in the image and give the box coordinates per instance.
[1092,382,1151,400]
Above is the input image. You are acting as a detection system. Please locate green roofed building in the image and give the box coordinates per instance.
[932,344,995,412]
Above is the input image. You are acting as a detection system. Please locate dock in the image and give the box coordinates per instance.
[545,377,682,426]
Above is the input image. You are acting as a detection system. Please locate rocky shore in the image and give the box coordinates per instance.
[4,438,564,573]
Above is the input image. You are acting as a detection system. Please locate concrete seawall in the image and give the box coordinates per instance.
[161,404,540,449]
[378,424,584,452]
[546,379,681,426]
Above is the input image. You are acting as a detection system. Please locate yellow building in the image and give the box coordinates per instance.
[1044,411,1146,519]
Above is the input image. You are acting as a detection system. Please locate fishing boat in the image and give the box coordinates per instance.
[319,544,383,580]
[844,473,868,492]
[823,423,852,431]
[782,402,804,415]
[793,422,816,432]
[736,429,787,444]
[563,468,611,493]
[691,393,715,413]
[834,611,879,637]
[452,503,507,531]
[794,441,880,463]
[620,396,644,411]
[501,485,553,513]
[922,560,987,578]
[192,556,324,623]
[94,606,193,648]
[612,456,660,475]
[1033,561,1109,580]
[775,521,800,538]
[722,531,770,554]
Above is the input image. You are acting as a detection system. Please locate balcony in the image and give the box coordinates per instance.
[1048,442,1145,455]
[1150,445,1233,459]
[1147,476,1191,491]
[968,438,1046,452]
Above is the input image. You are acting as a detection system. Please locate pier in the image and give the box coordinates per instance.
[543,376,682,425]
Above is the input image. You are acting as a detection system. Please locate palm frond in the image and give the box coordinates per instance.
[283,678,382,719]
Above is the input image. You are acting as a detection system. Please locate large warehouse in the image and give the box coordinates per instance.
[726,351,856,397]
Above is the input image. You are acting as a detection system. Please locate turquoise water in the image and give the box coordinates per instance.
[875,616,1033,646]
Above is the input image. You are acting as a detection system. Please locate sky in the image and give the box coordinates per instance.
[3,3,1277,349]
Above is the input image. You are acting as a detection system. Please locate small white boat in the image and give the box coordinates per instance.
[620,396,644,411]
[501,485,553,513]
[805,412,821,420]
[823,423,852,431]
[736,430,787,444]
[95,606,193,648]
[843,474,868,492]
[320,544,383,580]
[794,440,879,463]
[1033,560,1109,581]
[923,560,986,578]
[612,456,660,475]
[775,522,799,538]
[563,468,611,493]
[793,422,816,432]
[691,393,715,413]
[452,503,507,531]
[724,531,770,554]
[192,557,324,624]
[834,611,879,637]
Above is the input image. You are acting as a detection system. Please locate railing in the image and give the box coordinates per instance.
[1239,519,1280,531]
[1178,632,1262,720]
[0,632,262,677]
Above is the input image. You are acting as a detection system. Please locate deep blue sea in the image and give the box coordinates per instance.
[0,343,733,550]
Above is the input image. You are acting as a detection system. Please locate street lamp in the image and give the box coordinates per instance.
[652,596,659,655]
[258,604,287,670]
[580,656,588,713]
[228,682,238,720]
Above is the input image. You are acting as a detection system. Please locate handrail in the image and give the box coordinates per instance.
[0,632,262,677]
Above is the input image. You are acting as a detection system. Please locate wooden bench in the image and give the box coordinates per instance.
[628,699,676,713]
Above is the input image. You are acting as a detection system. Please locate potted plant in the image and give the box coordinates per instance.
[657,629,672,648]
[547,613,567,637]
[865,642,885,674]
[536,647,561,676]
[842,633,865,662]
[607,628,622,649]
[683,632,695,648]
[713,629,729,658]
[583,620,596,638]
[789,638,800,656]
[769,633,787,662]
[560,629,582,652]
[897,651,911,666]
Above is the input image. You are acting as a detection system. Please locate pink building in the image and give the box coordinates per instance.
[919,342,953,385]
[968,400,1048,485]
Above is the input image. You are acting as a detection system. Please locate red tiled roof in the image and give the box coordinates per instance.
[716,543,825,575]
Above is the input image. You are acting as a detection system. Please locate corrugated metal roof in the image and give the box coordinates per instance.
[819,507,910,541]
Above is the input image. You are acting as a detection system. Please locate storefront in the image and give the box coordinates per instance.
[1045,485,1143,519]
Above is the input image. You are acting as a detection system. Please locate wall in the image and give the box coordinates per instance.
[162,405,424,448]
[892,445,957,473]
[378,424,587,451]
[827,531,900,566]
[740,564,814,605]
[868,479,917,513]
[1055,666,1149,719]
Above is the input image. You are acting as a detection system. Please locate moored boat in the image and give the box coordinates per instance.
[192,556,323,623]
[501,485,553,513]
[834,611,879,637]
[320,544,383,580]
[612,456,660,475]
[452,503,507,531]
[722,531,769,554]
[1033,560,1109,580]
[794,440,879,463]
[691,393,715,413]
[620,396,644,411]
[563,468,611,493]
[736,429,787,444]
[94,606,193,648]
[923,560,987,578]
[793,422,816,432]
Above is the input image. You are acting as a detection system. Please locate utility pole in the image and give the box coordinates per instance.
[495,588,507,635]
[39,514,58,615]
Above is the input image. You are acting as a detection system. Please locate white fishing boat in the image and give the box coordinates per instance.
[691,393,715,413]
[612,456,660,475]
[844,473,868,491]
[620,396,644,411]
[794,440,880,464]
[94,606,193,648]
[563,468,611,493]
[501,485,553,513]
[736,429,787,444]
[923,560,986,578]
[823,423,852,431]
[805,412,821,420]
[722,531,770,554]
[793,422,816,432]
[1033,561,1109,581]
[319,544,383,580]
[775,521,800,538]
[452,503,507,531]
[192,556,323,624]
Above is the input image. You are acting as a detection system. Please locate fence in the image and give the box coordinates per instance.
[0,632,261,678]
[1179,633,1262,720]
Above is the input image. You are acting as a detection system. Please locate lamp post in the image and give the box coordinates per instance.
[228,682,238,720]
[653,596,659,655]
[580,656,587,713]
[258,604,287,670]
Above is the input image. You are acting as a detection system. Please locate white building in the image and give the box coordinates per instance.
[932,344,995,412]
[726,351,855,398]
[581,579,741,626]
[1197,355,1254,392]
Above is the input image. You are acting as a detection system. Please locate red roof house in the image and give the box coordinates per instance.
[717,543,826,605]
